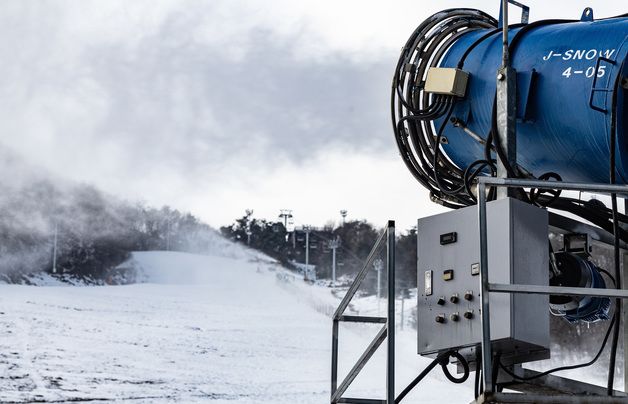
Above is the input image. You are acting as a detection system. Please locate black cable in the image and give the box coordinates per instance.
[529,172,563,207]
[608,194,621,396]
[395,350,469,403]
[499,313,617,381]
[606,62,623,396]
[508,20,576,57]
[491,351,501,389]
[434,106,468,199]
[442,351,470,384]
[474,350,482,400]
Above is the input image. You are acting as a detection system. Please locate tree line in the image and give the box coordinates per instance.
[0,179,218,283]
[220,211,418,296]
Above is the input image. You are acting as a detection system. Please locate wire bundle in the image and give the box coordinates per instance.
[391,9,498,208]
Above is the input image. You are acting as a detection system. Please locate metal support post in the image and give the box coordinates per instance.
[386,220,396,404]
[478,182,494,393]
[623,199,628,394]
[496,0,517,199]
[331,319,339,396]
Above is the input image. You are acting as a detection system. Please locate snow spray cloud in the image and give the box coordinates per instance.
[0,146,229,281]
[0,0,393,226]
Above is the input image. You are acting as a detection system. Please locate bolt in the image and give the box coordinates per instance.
[497,73,505,81]
[437,296,446,306]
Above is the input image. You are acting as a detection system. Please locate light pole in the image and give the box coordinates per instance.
[52,222,58,274]
[278,209,293,228]
[279,209,293,242]
[245,209,254,245]
[304,226,311,276]
[246,227,252,245]
[328,236,340,286]
[374,258,384,313]
[340,210,347,226]
[166,218,171,251]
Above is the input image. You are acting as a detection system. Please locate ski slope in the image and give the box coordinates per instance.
[0,249,474,403]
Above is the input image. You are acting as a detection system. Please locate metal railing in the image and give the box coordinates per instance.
[476,177,628,398]
[331,220,395,404]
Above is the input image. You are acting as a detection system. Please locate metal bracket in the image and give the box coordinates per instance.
[563,233,592,257]
[498,0,530,27]
[580,7,594,22]
[589,56,616,114]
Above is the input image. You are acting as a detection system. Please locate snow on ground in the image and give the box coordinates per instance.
[0,249,475,403]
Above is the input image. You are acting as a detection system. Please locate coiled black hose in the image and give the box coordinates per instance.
[395,350,469,403]
[391,9,498,208]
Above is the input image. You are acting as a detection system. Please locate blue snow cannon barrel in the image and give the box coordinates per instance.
[391,8,628,207]
[437,13,628,183]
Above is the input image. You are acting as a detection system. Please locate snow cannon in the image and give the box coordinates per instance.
[328,3,628,402]
[392,7,628,208]
[382,2,628,400]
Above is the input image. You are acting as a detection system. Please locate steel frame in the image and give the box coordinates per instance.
[330,221,395,404]
[475,177,628,402]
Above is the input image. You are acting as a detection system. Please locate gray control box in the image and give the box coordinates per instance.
[417,198,549,365]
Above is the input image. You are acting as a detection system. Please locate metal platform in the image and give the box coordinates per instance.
[473,392,628,403]
[330,179,628,403]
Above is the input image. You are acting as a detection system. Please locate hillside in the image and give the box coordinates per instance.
[0,248,474,403]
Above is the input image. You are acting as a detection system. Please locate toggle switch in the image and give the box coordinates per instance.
[464,310,474,320]
[435,314,446,324]
[450,313,460,322]
[450,293,459,304]
[464,291,474,301]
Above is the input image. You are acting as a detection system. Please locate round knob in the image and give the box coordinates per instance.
[435,315,446,324]
[464,291,474,301]
[450,294,459,304]
[437,297,446,306]
[464,311,474,320]
[450,313,460,322]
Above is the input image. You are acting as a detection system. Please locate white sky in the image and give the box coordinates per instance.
[0,0,625,230]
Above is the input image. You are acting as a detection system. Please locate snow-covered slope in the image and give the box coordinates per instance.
[0,250,473,403]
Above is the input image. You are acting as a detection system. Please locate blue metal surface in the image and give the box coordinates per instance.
[559,258,611,324]
[436,16,628,183]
